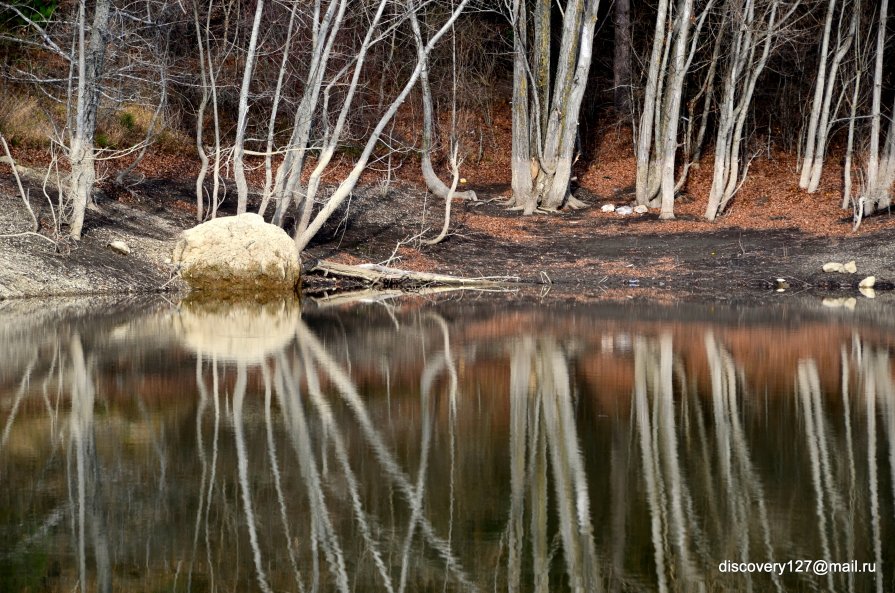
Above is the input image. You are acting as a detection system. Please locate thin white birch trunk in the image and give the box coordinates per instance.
[68,0,111,240]
[799,0,838,189]
[193,0,210,221]
[295,0,473,252]
[206,5,224,218]
[635,0,670,207]
[866,0,888,189]
[270,0,348,226]
[657,0,695,220]
[806,0,858,193]
[258,0,298,217]
[233,0,265,214]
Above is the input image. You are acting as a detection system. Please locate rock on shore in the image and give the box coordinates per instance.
[173,213,300,293]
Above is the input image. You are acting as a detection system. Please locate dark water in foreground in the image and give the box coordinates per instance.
[1,298,894,593]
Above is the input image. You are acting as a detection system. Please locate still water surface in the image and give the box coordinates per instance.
[1,298,894,592]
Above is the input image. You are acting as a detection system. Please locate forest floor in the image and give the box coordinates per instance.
[1,130,895,305]
[303,179,895,306]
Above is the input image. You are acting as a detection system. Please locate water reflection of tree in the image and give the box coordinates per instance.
[183,310,475,593]
[506,336,601,593]
[603,330,894,593]
[68,333,112,593]
[3,310,895,593]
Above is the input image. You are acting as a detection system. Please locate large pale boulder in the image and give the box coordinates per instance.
[173,213,299,292]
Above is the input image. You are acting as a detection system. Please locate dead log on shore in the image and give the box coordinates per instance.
[306,260,520,289]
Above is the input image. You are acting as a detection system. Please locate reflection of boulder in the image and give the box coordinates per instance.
[173,214,300,293]
[175,298,301,363]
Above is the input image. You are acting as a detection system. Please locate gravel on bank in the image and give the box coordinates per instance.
[0,175,190,298]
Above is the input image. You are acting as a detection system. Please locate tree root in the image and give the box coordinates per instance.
[565,195,588,209]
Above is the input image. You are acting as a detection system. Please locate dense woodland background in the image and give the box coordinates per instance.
[0,0,893,247]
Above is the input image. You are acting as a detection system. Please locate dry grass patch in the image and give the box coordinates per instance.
[0,92,54,148]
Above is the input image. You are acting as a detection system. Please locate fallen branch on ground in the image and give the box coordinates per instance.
[0,231,58,246]
[308,260,521,288]
[0,133,38,232]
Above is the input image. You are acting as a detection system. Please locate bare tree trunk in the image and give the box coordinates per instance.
[510,0,601,213]
[842,61,863,209]
[677,15,727,190]
[657,0,696,220]
[233,0,265,214]
[863,0,892,212]
[799,0,839,190]
[802,0,858,193]
[258,0,299,217]
[635,0,671,207]
[270,0,348,226]
[68,0,111,240]
[613,0,633,118]
[295,0,473,252]
[705,0,800,221]
[509,0,535,213]
[291,0,392,242]
[206,4,225,219]
[193,0,210,221]
[540,0,600,211]
[411,7,476,202]
[636,0,715,214]
[874,97,895,211]
[866,0,888,187]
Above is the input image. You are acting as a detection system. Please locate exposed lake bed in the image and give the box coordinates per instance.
[2,175,895,303]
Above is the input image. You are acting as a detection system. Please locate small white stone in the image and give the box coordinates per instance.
[616,205,634,216]
[844,260,857,273]
[859,276,876,288]
[822,262,845,273]
[601,204,616,213]
[633,204,649,214]
[108,240,131,255]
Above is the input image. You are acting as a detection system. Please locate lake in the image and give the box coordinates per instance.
[1,295,893,592]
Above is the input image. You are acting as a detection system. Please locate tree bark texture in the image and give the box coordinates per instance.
[613,0,633,118]
[68,0,111,240]
[233,0,265,214]
[510,0,600,214]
